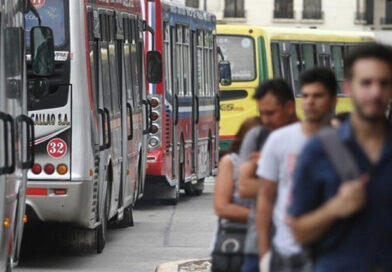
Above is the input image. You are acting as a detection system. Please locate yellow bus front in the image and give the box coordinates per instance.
[217,26,268,152]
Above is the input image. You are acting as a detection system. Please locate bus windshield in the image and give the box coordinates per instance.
[217,35,256,81]
[25,0,66,48]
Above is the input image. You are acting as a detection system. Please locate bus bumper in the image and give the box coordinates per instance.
[219,138,233,155]
[143,175,176,201]
[146,149,166,176]
[25,180,95,229]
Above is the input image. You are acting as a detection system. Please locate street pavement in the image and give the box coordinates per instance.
[16,178,216,272]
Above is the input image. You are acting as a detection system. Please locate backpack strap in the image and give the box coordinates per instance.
[311,127,361,257]
[317,127,361,181]
[255,127,270,151]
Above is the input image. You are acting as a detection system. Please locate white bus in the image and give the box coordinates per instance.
[25,0,161,253]
[0,0,53,269]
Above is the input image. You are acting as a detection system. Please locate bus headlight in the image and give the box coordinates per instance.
[148,137,160,149]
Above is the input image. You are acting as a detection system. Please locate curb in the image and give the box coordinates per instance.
[156,259,211,272]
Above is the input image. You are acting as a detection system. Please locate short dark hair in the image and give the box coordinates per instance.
[253,79,294,105]
[345,43,392,79]
[299,67,338,97]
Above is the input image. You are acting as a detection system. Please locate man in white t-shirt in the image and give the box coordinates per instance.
[256,67,338,272]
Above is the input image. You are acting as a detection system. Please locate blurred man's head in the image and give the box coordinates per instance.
[344,43,392,122]
[253,79,296,131]
[299,67,337,123]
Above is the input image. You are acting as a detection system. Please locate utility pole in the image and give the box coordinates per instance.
[203,0,207,11]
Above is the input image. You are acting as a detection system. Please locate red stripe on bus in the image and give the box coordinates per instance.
[27,188,48,196]
[220,135,235,140]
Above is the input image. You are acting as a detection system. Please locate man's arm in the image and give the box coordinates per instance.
[290,176,368,245]
[256,179,277,258]
[238,161,260,198]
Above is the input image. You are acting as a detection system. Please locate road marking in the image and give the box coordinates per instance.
[156,259,211,272]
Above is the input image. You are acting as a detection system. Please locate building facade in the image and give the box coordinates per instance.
[180,0,392,43]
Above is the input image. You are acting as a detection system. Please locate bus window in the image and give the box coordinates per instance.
[331,45,345,93]
[130,18,140,108]
[136,20,144,105]
[88,11,99,111]
[108,14,120,114]
[123,18,134,105]
[271,43,282,78]
[216,35,255,81]
[282,55,293,89]
[204,31,210,97]
[99,14,112,111]
[183,26,190,96]
[196,30,204,96]
[290,43,301,95]
[163,22,172,95]
[175,25,183,96]
[302,44,317,70]
[208,33,214,97]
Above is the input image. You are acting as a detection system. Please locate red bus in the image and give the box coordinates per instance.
[143,0,221,204]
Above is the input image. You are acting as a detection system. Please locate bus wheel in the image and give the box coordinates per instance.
[6,257,11,272]
[184,179,204,196]
[116,205,134,228]
[96,180,110,254]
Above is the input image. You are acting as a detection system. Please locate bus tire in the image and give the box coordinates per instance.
[184,179,204,196]
[96,179,110,254]
[166,183,179,205]
[116,205,134,228]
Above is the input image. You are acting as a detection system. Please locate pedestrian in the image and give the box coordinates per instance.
[289,43,392,272]
[212,116,260,272]
[256,67,338,272]
[330,112,350,128]
[237,79,298,272]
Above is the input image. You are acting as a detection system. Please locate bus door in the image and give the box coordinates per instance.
[120,14,140,208]
[171,25,178,183]
[106,12,123,217]
[115,12,129,215]
[191,29,199,176]
[88,8,109,228]
[134,17,146,197]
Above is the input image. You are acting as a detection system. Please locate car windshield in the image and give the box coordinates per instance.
[217,35,256,81]
[25,0,66,48]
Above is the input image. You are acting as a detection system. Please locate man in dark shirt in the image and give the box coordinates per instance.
[289,43,392,272]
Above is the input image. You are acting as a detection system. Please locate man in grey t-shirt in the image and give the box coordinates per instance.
[257,68,337,272]
[238,79,298,272]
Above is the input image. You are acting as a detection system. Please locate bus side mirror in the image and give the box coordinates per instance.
[147,51,163,84]
[31,26,55,76]
[219,60,232,86]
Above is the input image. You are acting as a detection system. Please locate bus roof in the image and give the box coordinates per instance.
[162,0,216,23]
[217,24,375,43]
[88,0,142,15]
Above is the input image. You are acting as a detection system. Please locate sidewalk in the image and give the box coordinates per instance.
[156,259,211,272]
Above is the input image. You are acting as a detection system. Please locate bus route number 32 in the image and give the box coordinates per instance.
[47,138,68,159]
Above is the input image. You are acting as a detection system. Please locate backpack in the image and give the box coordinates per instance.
[311,127,361,255]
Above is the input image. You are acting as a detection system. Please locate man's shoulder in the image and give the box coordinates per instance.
[269,122,301,141]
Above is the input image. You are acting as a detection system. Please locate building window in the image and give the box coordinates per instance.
[303,0,323,19]
[384,0,392,24]
[185,0,199,8]
[356,0,373,24]
[274,0,294,19]
[224,0,245,18]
